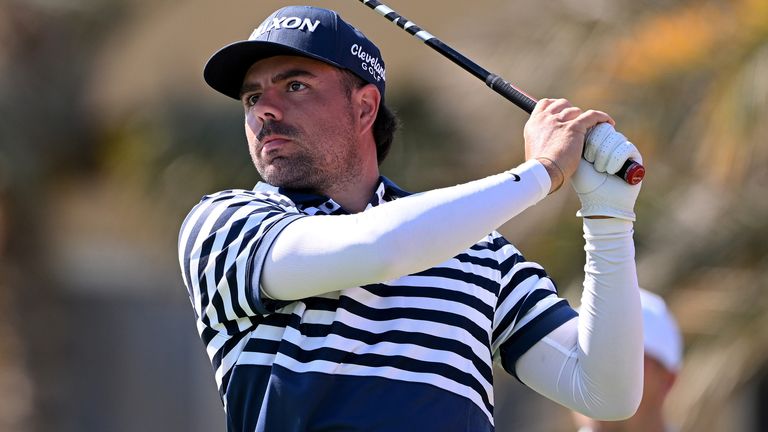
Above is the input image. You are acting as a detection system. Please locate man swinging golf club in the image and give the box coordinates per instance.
[179,5,645,431]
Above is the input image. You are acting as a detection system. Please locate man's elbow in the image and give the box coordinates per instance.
[585,385,643,421]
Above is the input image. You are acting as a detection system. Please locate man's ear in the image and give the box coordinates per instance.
[354,84,381,133]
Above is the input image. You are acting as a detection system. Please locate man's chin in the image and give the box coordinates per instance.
[260,170,314,190]
[256,159,325,190]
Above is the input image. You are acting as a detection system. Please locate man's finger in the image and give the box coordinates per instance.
[545,98,574,115]
[584,123,613,163]
[531,98,557,115]
[557,107,583,122]
[594,131,626,173]
[576,110,615,129]
[604,141,640,175]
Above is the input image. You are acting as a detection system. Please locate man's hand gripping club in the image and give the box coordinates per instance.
[524,98,642,219]
[575,123,642,220]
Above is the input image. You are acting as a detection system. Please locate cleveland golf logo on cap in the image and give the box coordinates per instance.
[351,44,386,83]
[250,16,322,39]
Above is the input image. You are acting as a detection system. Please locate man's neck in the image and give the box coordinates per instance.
[324,170,380,214]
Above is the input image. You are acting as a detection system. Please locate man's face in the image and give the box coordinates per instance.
[240,55,364,193]
[639,354,677,410]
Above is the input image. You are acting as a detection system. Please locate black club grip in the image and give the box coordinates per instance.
[487,73,644,185]
[486,74,537,114]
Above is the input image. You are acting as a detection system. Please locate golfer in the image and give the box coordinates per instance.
[178,5,645,431]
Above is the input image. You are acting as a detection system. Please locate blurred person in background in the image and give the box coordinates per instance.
[572,288,683,432]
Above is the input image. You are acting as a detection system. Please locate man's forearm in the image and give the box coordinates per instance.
[261,160,551,300]
[577,218,643,417]
[515,218,642,420]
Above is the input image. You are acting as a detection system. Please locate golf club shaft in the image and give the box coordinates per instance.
[357,0,645,185]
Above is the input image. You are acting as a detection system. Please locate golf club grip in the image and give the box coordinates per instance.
[358,0,644,184]
[486,74,537,113]
[485,73,644,185]
[616,160,645,185]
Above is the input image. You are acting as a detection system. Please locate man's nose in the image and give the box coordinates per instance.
[252,89,283,123]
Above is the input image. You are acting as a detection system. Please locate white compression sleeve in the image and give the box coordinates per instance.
[515,218,643,420]
[261,160,551,300]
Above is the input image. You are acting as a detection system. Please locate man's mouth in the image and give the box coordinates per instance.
[261,136,290,154]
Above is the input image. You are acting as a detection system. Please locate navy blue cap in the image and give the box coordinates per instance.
[204,6,386,101]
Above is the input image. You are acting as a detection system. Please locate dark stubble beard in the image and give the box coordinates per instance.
[253,108,364,194]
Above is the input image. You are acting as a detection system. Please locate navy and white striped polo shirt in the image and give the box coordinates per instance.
[178,177,577,432]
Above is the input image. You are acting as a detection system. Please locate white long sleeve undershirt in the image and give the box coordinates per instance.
[262,159,550,299]
[260,160,643,419]
[516,218,643,420]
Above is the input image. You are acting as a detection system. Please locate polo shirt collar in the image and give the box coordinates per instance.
[253,176,411,215]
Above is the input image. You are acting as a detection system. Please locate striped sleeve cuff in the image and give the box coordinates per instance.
[499,300,578,381]
[246,213,307,314]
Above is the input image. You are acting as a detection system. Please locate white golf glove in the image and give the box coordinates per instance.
[572,123,643,221]
[583,123,640,175]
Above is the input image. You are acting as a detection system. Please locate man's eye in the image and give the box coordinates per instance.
[246,94,260,106]
[288,82,306,92]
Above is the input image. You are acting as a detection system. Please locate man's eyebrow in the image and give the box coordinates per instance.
[240,68,318,97]
[272,68,317,83]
